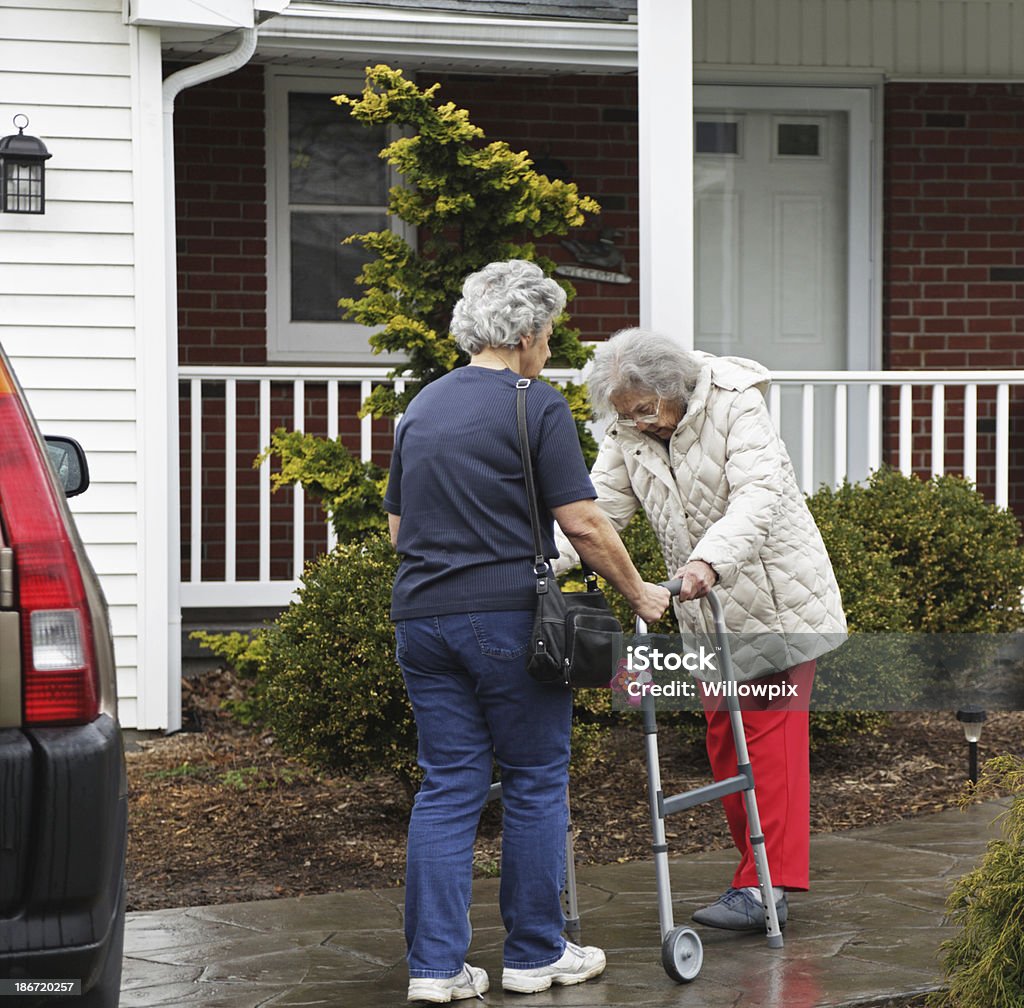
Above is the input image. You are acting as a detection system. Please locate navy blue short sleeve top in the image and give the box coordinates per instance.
[383,366,595,619]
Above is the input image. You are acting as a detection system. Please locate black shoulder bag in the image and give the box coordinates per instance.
[516,378,624,688]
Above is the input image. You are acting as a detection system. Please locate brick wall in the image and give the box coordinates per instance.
[884,83,1024,514]
[174,63,268,368]
[174,65,268,584]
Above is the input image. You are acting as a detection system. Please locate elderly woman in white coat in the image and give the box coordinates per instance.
[556,327,847,932]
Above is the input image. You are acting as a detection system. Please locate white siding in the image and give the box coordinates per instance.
[695,0,1024,79]
[0,0,143,725]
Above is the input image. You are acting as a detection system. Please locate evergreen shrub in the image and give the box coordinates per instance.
[808,468,1024,635]
[930,755,1024,1008]
[593,470,1024,745]
[807,468,1024,735]
[253,532,419,794]
[256,428,388,543]
[262,63,603,517]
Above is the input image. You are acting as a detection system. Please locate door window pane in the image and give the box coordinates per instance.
[774,121,823,157]
[695,120,740,155]
[774,118,826,159]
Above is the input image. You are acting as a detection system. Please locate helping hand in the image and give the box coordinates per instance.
[634,582,672,624]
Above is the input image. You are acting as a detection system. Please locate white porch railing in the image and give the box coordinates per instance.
[178,366,1024,609]
[770,370,1024,505]
[176,364,582,608]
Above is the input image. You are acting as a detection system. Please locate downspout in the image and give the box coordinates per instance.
[162,27,258,110]
[160,28,258,732]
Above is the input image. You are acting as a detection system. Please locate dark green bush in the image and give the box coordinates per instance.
[809,469,1024,728]
[808,482,921,729]
[930,755,1024,1008]
[805,489,913,634]
[596,471,1024,744]
[808,468,1024,634]
[256,532,418,795]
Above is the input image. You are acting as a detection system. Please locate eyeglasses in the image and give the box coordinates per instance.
[616,398,662,427]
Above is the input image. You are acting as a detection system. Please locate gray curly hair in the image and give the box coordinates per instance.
[450,260,567,356]
[587,327,703,417]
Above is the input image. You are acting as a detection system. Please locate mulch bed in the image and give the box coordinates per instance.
[125,667,1023,912]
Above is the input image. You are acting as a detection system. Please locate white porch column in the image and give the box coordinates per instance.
[638,0,693,345]
[130,24,176,730]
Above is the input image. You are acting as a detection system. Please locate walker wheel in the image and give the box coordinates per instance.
[662,926,703,983]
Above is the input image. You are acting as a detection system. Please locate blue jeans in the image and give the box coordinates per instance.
[396,610,572,978]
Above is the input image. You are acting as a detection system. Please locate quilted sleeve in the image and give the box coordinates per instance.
[553,434,640,574]
[688,388,783,587]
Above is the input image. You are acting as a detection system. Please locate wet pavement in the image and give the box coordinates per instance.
[121,799,1008,1007]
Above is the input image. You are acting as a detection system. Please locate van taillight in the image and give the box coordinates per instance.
[0,358,98,725]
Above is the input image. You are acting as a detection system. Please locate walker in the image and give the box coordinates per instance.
[485,580,782,984]
[637,580,784,982]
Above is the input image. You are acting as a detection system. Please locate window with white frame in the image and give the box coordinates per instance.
[267,71,405,363]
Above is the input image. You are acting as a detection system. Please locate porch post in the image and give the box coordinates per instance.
[638,0,693,347]
[130,24,176,731]
[157,27,257,734]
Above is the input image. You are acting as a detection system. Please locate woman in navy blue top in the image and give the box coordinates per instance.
[385,260,669,1003]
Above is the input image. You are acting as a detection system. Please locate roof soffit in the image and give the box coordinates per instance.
[157,1,639,74]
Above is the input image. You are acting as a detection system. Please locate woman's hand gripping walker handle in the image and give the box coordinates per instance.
[635,580,681,636]
[637,580,785,949]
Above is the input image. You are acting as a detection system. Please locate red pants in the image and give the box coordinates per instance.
[701,660,815,892]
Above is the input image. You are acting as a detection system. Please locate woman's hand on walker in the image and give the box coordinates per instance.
[633,582,672,624]
[673,560,718,601]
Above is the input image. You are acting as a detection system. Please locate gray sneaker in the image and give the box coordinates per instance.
[407,964,489,1003]
[691,887,788,931]
[502,941,606,993]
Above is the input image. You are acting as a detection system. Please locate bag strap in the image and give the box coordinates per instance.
[515,380,549,584]
[515,379,599,593]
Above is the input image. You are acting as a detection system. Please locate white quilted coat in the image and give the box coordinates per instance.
[556,353,847,680]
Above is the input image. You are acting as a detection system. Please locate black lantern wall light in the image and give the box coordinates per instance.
[0,115,52,214]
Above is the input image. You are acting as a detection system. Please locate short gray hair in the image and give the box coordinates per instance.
[450,260,567,356]
[587,327,703,417]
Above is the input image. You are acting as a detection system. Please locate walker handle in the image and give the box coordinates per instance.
[658,578,725,623]
[636,579,684,634]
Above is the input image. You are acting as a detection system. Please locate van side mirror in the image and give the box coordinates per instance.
[44,436,90,498]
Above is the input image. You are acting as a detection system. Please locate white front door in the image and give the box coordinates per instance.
[693,85,877,490]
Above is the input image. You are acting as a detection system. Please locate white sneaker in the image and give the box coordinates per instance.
[407,963,489,1003]
[502,941,606,993]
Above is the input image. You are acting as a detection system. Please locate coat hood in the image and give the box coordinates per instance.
[691,351,772,397]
